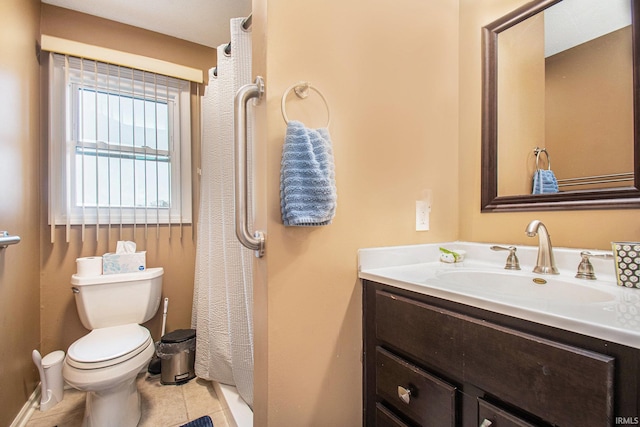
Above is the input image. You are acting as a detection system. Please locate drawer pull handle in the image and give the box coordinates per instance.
[480,419,493,427]
[397,385,412,404]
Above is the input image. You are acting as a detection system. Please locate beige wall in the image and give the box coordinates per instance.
[39,6,216,354]
[546,26,633,185]
[252,0,460,424]
[497,14,545,196]
[0,0,41,424]
[40,4,217,84]
[459,0,640,250]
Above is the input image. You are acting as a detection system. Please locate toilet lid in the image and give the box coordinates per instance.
[67,324,151,368]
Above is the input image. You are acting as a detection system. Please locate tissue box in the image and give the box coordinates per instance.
[612,242,640,288]
[102,251,146,274]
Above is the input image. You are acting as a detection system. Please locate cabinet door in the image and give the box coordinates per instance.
[464,317,614,427]
[376,347,457,426]
[478,399,537,427]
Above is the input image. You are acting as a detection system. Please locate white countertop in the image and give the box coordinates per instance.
[358,242,640,349]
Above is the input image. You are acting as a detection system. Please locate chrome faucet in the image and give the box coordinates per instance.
[525,220,559,274]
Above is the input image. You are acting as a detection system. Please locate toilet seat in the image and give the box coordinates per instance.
[67,324,152,370]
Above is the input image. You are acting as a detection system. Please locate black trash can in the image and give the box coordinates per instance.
[156,329,196,385]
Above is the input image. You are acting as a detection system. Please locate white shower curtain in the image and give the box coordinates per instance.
[192,17,254,408]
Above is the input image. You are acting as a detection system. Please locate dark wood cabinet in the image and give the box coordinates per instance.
[363,280,640,426]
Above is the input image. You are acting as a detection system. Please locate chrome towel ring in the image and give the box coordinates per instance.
[534,147,551,171]
[281,81,331,128]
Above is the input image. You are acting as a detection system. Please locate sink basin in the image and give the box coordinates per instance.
[434,270,615,304]
[358,242,640,349]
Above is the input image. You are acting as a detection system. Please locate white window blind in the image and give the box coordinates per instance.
[48,53,192,242]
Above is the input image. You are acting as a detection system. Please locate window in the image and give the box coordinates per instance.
[48,53,192,228]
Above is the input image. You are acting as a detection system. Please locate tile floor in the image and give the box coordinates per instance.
[26,374,230,427]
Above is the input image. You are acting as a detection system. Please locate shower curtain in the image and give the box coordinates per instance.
[192,17,254,408]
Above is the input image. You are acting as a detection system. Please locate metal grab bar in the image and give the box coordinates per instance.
[234,76,265,257]
[0,231,21,249]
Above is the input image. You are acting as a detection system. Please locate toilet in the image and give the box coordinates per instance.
[63,267,163,427]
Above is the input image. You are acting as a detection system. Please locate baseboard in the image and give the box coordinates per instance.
[10,384,40,427]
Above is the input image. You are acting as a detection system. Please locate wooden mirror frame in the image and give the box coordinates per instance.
[481,0,640,212]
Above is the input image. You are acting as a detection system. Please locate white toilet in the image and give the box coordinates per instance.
[63,268,163,427]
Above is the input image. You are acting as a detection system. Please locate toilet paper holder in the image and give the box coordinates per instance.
[0,231,21,249]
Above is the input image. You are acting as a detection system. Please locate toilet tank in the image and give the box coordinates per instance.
[70,267,163,330]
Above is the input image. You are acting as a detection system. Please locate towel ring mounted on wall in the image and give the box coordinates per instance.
[534,147,551,171]
[281,81,331,128]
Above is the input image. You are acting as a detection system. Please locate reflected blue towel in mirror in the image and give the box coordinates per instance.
[280,120,337,226]
[532,169,559,194]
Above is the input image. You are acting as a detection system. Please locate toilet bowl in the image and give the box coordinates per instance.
[63,324,155,426]
[63,267,163,427]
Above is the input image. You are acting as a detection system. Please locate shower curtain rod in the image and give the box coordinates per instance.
[224,14,252,56]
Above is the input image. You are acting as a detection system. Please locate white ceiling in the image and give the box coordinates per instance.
[545,0,631,57]
[41,0,252,48]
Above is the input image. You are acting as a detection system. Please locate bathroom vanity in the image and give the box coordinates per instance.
[359,243,640,427]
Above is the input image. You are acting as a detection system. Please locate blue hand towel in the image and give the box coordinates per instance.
[532,169,559,194]
[280,120,337,226]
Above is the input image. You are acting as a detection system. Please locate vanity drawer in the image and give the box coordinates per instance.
[478,399,537,427]
[375,403,410,427]
[375,290,464,378]
[464,318,614,427]
[376,347,457,426]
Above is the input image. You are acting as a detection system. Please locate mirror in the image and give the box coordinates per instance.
[481,0,640,212]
